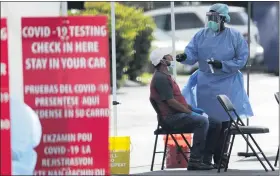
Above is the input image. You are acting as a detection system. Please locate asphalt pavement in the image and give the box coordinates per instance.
[109,72,279,176]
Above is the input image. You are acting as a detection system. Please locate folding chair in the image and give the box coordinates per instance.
[149,98,192,171]
[274,92,279,167]
[216,95,275,173]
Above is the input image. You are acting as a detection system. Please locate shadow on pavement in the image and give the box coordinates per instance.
[130,169,279,176]
[236,155,277,162]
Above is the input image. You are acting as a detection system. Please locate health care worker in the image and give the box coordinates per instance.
[176,3,254,167]
[11,97,42,175]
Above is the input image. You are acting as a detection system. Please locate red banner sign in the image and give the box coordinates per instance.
[1,18,12,175]
[21,16,110,175]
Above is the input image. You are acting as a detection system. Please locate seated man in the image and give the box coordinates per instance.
[149,47,222,170]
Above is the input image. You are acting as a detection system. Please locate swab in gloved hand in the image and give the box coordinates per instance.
[207,58,215,73]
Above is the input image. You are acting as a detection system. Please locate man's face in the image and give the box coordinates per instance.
[162,54,173,66]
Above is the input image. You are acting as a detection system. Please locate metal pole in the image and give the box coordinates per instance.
[60,2,68,16]
[278,3,280,164]
[238,1,255,158]
[246,1,251,154]
[111,2,118,136]
[170,1,177,80]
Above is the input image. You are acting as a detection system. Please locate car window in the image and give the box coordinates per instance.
[153,15,168,31]
[153,13,204,31]
[228,12,248,25]
[174,13,204,30]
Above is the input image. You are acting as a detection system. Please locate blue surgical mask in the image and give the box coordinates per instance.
[167,61,175,72]
[208,21,219,32]
[169,61,176,68]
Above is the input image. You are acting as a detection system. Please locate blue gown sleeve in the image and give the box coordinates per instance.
[181,70,198,108]
[221,32,248,73]
[181,31,201,65]
[11,98,41,175]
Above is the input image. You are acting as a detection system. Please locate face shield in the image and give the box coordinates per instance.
[205,12,224,32]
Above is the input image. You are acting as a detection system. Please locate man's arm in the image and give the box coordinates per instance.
[166,99,192,114]
[186,104,193,111]
[155,76,192,114]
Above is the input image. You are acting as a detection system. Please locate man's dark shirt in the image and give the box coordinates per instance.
[150,71,188,119]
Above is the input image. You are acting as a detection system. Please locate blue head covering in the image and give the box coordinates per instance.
[209,3,231,23]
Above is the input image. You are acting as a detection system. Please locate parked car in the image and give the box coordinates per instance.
[145,5,264,74]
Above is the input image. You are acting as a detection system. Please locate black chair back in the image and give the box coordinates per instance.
[149,98,162,123]
[150,98,161,115]
[217,95,235,112]
[274,92,279,104]
[217,95,245,126]
[150,98,174,130]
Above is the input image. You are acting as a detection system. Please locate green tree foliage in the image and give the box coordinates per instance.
[69,2,155,86]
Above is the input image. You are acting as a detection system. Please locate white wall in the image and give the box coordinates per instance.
[1,2,62,101]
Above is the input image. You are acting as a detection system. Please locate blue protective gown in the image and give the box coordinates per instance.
[181,27,254,122]
[11,98,42,175]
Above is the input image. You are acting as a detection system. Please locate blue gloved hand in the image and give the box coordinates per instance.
[191,111,201,116]
[207,60,222,69]
[192,107,205,114]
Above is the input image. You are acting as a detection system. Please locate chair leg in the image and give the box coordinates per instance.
[161,134,169,170]
[238,132,268,172]
[248,134,275,171]
[181,134,192,149]
[274,147,279,167]
[224,135,235,172]
[218,130,231,173]
[170,134,189,163]
[150,134,159,171]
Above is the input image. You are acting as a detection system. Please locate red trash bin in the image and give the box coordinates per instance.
[163,134,192,168]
